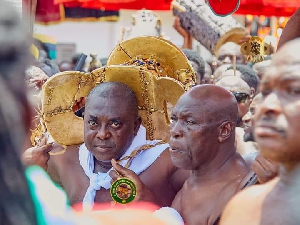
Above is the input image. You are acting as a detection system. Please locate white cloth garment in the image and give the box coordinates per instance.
[79,125,169,208]
[153,207,184,225]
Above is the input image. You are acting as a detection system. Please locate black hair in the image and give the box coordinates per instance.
[227,64,259,91]
[86,82,139,118]
[182,49,206,80]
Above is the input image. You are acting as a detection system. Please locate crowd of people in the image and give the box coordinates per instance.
[2,0,300,224]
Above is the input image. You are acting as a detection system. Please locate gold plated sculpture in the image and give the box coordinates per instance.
[241,36,271,63]
[107,36,196,90]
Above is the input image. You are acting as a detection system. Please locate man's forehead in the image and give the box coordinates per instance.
[217,78,250,94]
[218,43,241,56]
[174,94,201,111]
[262,64,300,84]
[87,96,130,113]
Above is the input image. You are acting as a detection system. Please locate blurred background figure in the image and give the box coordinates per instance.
[223,64,259,95]
[0,0,38,224]
[216,76,252,127]
[252,59,271,80]
[216,42,246,66]
[182,49,205,84]
[59,61,73,72]
[242,93,263,143]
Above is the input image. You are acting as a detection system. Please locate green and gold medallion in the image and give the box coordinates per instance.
[110,178,137,204]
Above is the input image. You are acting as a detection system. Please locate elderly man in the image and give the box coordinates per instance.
[216,76,252,127]
[216,42,246,66]
[221,39,300,225]
[169,85,250,225]
[25,82,189,207]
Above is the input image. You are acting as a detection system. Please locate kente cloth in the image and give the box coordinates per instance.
[79,125,169,208]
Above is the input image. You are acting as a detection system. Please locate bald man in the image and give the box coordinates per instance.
[169,85,250,225]
[216,42,246,66]
[216,76,252,127]
[221,39,300,225]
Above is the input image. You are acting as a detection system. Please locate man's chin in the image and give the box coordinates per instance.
[170,154,192,169]
[260,146,293,163]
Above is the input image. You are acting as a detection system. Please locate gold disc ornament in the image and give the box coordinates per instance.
[110,178,137,204]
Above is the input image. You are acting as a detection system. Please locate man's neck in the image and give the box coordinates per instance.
[94,158,113,173]
[279,162,300,187]
[189,146,237,184]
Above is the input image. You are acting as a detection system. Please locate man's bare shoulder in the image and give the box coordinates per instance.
[147,148,175,172]
[47,144,81,184]
[50,144,80,165]
[147,148,189,191]
[220,177,280,225]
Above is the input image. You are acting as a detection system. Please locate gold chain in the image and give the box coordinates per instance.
[117,141,165,169]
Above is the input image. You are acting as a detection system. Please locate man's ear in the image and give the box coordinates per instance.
[134,116,142,136]
[218,121,234,142]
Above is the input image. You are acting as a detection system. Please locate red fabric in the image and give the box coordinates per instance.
[54,0,299,16]
[54,0,172,10]
[207,0,240,16]
[236,0,300,16]
[35,0,62,24]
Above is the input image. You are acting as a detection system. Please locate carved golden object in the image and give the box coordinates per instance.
[240,36,271,63]
[107,36,196,89]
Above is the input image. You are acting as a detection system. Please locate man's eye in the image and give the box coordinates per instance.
[109,121,121,128]
[88,120,98,126]
[186,120,195,125]
[287,87,300,95]
[170,116,177,123]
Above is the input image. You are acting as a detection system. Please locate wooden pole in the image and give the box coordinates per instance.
[233,55,237,76]
[119,26,126,43]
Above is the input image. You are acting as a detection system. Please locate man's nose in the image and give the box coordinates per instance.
[170,121,183,139]
[243,111,251,125]
[223,56,232,64]
[258,93,281,116]
[96,125,111,140]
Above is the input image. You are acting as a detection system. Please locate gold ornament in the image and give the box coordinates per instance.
[107,36,196,90]
[240,36,271,63]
